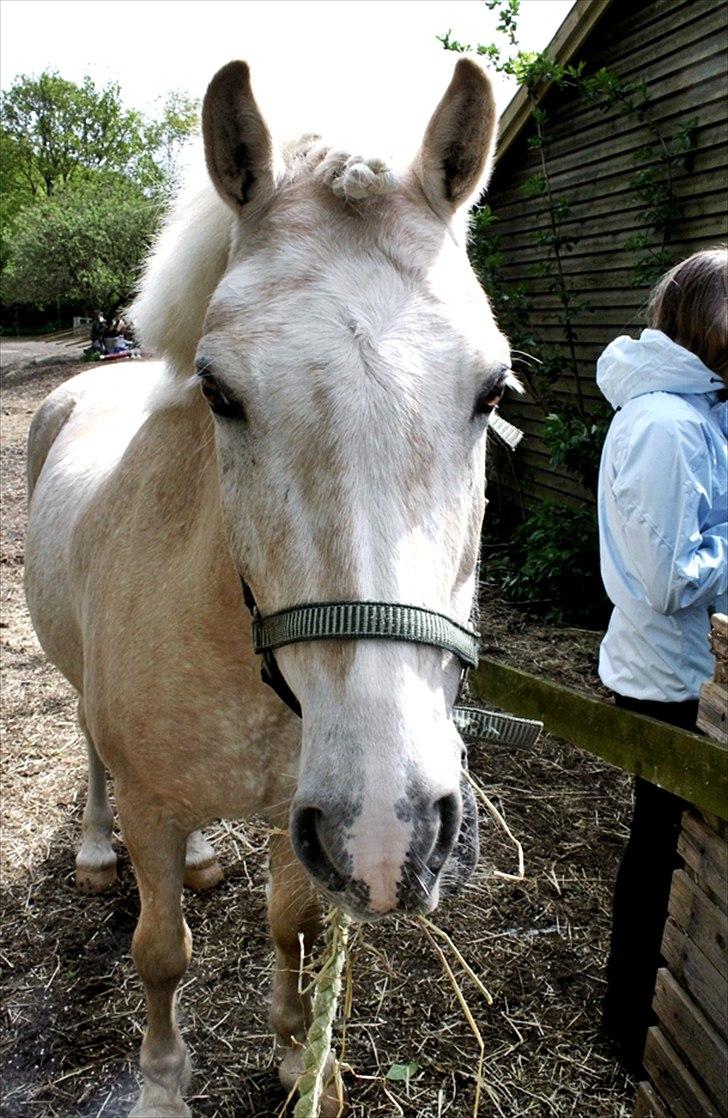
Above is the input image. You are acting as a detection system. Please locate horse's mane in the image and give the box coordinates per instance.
[131,137,400,380]
[131,178,235,380]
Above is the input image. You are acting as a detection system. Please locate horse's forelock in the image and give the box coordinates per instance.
[131,135,409,386]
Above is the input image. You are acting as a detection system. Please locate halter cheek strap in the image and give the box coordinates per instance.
[240,580,542,748]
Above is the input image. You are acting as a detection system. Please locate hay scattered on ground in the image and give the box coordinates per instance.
[1,355,634,1117]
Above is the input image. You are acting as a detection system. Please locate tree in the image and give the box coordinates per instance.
[1,72,198,199]
[0,72,198,320]
[1,178,161,319]
[139,90,200,190]
[1,72,143,198]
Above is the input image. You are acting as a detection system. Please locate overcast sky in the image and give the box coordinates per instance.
[1,1,574,152]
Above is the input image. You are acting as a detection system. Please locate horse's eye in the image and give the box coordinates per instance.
[473,382,505,417]
[199,373,246,420]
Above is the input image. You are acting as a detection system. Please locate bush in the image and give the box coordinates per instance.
[496,501,609,626]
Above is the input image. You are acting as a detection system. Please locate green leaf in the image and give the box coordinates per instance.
[386,1060,420,1082]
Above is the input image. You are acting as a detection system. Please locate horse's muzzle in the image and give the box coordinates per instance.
[290,775,478,919]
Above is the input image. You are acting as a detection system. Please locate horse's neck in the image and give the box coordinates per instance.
[118,393,234,591]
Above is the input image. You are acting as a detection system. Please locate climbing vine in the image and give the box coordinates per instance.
[440,0,698,619]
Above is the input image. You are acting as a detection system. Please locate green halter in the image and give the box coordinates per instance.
[252,600,480,668]
[242,583,542,748]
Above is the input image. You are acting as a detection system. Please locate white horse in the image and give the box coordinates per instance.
[24,57,513,1116]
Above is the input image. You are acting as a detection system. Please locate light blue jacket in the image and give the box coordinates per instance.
[597,329,727,702]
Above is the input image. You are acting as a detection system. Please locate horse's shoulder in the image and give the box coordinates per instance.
[27,362,167,497]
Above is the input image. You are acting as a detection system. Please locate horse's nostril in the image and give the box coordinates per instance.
[427,793,461,874]
[290,806,348,894]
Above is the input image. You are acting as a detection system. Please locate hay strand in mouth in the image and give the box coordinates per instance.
[293,906,350,1117]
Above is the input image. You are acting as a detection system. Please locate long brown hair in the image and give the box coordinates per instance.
[647,247,728,380]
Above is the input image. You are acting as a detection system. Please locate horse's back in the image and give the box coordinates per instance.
[25,361,167,689]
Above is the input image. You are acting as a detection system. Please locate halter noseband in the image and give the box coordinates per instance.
[241,580,542,748]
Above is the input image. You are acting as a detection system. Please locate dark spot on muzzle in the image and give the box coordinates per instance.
[395,786,474,911]
[291,767,479,919]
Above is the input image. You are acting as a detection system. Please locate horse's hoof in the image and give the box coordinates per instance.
[128,1101,191,1117]
[183,858,223,892]
[289,1078,344,1117]
[75,863,118,893]
[318,1077,345,1118]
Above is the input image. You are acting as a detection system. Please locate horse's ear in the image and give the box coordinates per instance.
[414,58,497,214]
[202,61,276,212]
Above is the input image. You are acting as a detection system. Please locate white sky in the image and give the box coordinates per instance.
[1,1,573,153]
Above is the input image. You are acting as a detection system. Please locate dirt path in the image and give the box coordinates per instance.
[1,360,634,1117]
[0,334,88,373]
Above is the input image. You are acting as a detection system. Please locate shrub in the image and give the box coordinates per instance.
[497,502,609,626]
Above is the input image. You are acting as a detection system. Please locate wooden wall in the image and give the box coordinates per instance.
[484,0,728,513]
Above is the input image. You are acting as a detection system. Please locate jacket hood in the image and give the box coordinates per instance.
[597,328,723,409]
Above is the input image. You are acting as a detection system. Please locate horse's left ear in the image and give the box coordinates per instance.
[414,58,497,214]
[202,60,276,213]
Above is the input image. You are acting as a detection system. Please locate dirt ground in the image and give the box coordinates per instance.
[1,351,634,1118]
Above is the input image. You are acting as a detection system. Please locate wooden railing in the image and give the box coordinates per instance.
[469,656,727,820]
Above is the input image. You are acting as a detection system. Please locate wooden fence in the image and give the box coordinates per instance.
[470,614,728,1116]
[470,658,726,819]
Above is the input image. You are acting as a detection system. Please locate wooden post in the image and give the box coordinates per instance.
[697,615,728,742]
[635,615,728,1117]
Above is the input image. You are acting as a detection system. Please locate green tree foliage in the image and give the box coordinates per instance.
[1,72,198,198]
[1,71,198,318]
[2,72,142,198]
[1,179,161,320]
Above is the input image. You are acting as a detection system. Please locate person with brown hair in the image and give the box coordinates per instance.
[596,246,727,1074]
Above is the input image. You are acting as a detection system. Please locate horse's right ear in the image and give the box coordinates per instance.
[202,61,276,213]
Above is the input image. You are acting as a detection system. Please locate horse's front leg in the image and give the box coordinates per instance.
[74,696,221,897]
[268,830,342,1117]
[118,791,192,1118]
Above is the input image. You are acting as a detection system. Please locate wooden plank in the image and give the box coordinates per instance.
[496,248,722,287]
[545,64,727,162]
[652,968,728,1110]
[536,45,727,136]
[469,658,728,818]
[667,869,728,980]
[633,1080,669,1118]
[661,915,728,1038]
[643,1026,720,1118]
[491,159,728,227]
[491,192,728,265]
[698,681,728,742]
[679,813,728,913]
[492,177,728,242]
[592,5,728,84]
[709,615,728,685]
[501,74,726,177]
